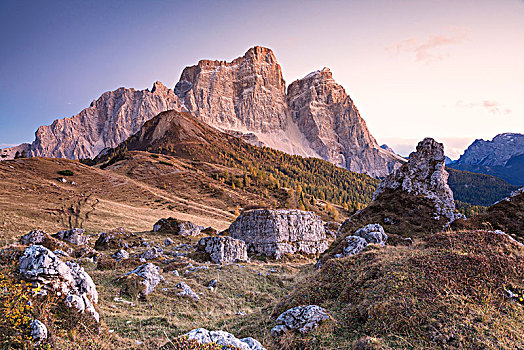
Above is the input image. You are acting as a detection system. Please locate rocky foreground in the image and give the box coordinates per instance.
[1,137,523,349]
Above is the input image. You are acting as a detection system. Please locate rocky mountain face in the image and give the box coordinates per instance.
[454,133,524,166]
[449,133,524,186]
[287,68,403,176]
[1,46,402,177]
[2,82,183,160]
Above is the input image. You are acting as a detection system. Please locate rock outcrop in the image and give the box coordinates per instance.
[185,328,266,350]
[229,209,329,259]
[374,138,462,224]
[18,245,99,321]
[287,68,403,177]
[271,305,331,337]
[197,236,248,264]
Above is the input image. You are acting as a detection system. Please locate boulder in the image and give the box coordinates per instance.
[354,224,387,246]
[140,247,163,260]
[271,305,331,337]
[119,263,164,298]
[176,281,200,301]
[153,217,204,236]
[185,328,266,350]
[20,229,47,245]
[20,230,73,255]
[112,249,129,261]
[338,236,368,257]
[53,228,89,245]
[197,236,248,264]
[229,209,329,259]
[94,228,140,250]
[18,245,99,321]
[30,319,47,343]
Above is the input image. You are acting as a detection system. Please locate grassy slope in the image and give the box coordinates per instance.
[228,230,524,349]
[0,154,274,241]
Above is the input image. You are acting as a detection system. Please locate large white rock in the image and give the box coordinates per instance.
[18,245,99,321]
[197,236,248,264]
[121,263,165,296]
[229,209,329,259]
[30,319,47,343]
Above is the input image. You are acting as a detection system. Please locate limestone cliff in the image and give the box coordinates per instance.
[287,68,403,177]
[3,82,182,160]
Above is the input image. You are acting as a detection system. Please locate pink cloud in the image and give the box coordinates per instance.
[456,100,512,115]
[387,28,469,64]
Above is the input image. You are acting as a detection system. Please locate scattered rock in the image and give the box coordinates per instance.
[153,217,204,236]
[207,279,217,290]
[53,228,89,245]
[94,228,140,250]
[140,247,163,260]
[164,238,174,246]
[197,236,248,264]
[20,230,47,245]
[119,263,164,298]
[229,209,329,259]
[20,230,73,255]
[176,281,200,301]
[30,319,47,343]
[271,305,331,337]
[185,328,266,350]
[112,249,130,261]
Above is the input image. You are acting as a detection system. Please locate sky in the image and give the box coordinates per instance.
[0,0,523,159]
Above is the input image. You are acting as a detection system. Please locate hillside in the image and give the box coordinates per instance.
[91,110,380,214]
[447,167,520,206]
[234,230,524,349]
[449,133,524,186]
[452,188,524,243]
[0,156,252,238]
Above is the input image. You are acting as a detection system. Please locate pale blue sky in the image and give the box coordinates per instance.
[1,0,523,158]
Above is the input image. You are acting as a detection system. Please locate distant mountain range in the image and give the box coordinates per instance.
[0,46,403,178]
[448,133,524,186]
